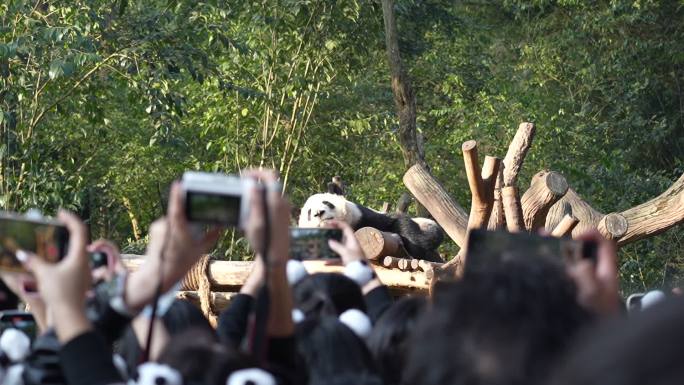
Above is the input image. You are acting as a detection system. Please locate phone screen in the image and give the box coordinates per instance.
[0,311,37,340]
[186,191,241,225]
[464,230,597,275]
[290,228,343,260]
[0,213,69,272]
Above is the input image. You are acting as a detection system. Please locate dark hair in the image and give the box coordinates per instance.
[117,299,214,376]
[552,298,684,385]
[367,296,427,385]
[403,256,592,385]
[159,328,252,385]
[293,273,366,319]
[296,317,383,385]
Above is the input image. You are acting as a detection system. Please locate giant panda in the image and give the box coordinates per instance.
[298,193,444,262]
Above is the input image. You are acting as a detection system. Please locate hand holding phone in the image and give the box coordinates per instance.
[464,229,598,275]
[290,228,343,261]
[0,212,69,273]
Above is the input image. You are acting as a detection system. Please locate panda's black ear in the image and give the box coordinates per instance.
[327,182,344,196]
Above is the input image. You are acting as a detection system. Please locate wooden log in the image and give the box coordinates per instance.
[382,256,400,269]
[487,167,506,230]
[521,171,569,232]
[397,259,410,271]
[503,122,536,187]
[355,227,407,260]
[616,173,684,246]
[502,186,525,232]
[546,172,684,246]
[403,164,469,247]
[463,140,501,231]
[545,188,605,237]
[550,214,579,237]
[410,259,420,271]
[177,291,238,314]
[598,213,629,241]
[123,256,432,294]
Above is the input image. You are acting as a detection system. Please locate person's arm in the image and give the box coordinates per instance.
[242,169,294,338]
[125,183,222,313]
[217,259,263,346]
[21,211,124,385]
[59,331,124,385]
[327,220,393,321]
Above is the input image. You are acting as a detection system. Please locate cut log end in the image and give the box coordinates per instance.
[544,171,569,196]
[598,213,628,240]
[462,140,477,152]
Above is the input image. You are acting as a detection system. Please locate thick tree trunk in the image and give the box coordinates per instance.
[381,0,424,170]
[381,0,429,216]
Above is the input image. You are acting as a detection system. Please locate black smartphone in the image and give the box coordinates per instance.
[89,251,108,270]
[290,228,343,260]
[0,310,37,340]
[0,212,69,272]
[464,229,598,275]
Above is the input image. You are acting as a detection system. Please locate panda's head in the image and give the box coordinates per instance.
[298,193,360,228]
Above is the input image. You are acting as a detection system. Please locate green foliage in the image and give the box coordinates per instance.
[1,0,683,293]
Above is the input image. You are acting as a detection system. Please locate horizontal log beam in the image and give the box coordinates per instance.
[122,255,431,295]
[355,227,407,260]
[617,173,684,246]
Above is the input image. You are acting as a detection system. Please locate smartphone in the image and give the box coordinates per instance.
[89,251,108,270]
[0,310,37,340]
[181,171,252,227]
[0,212,69,272]
[290,228,343,260]
[464,229,598,275]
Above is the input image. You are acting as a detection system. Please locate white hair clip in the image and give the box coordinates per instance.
[136,362,182,385]
[339,308,372,339]
[226,368,276,385]
[292,308,306,323]
[641,290,666,310]
[0,329,31,362]
[344,260,375,287]
[286,260,308,285]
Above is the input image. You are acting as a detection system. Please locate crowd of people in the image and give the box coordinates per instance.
[0,168,681,385]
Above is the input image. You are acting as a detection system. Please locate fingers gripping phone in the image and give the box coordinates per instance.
[464,229,598,275]
[0,212,69,273]
[290,228,343,260]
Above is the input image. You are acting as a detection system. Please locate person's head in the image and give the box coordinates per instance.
[296,317,383,385]
[118,299,214,375]
[552,298,684,385]
[367,296,427,385]
[404,256,592,385]
[293,273,366,319]
[159,327,252,385]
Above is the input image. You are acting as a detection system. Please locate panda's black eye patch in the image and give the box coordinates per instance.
[321,200,335,210]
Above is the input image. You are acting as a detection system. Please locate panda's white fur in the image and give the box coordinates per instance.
[298,193,444,261]
[299,193,437,231]
[298,193,363,227]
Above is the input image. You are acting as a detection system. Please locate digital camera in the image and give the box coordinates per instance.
[181,171,252,227]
